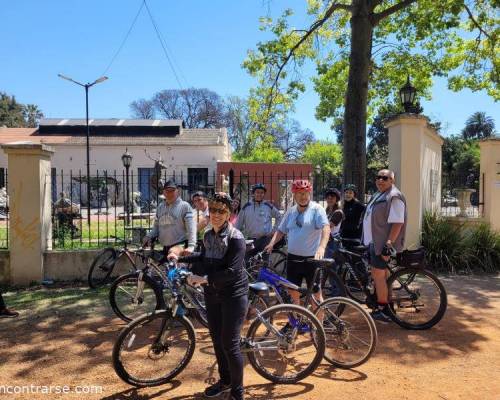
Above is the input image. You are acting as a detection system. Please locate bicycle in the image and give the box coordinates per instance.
[245,239,288,281]
[87,236,162,289]
[333,237,447,330]
[247,252,377,368]
[112,264,326,386]
[109,257,208,327]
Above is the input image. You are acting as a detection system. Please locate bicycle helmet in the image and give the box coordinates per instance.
[291,179,313,193]
[208,192,233,209]
[251,183,267,193]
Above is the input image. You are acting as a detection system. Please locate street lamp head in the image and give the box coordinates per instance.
[92,76,108,85]
[58,73,72,81]
[399,75,417,113]
[122,148,133,168]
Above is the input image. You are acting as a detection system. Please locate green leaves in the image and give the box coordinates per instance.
[301,140,342,175]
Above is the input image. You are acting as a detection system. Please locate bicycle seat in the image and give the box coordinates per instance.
[249,282,269,294]
[305,258,335,266]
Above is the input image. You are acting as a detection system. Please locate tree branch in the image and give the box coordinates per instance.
[261,2,352,128]
[464,4,492,40]
[372,0,417,25]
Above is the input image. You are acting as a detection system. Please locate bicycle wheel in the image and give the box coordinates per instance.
[245,304,325,384]
[185,286,208,328]
[387,268,447,330]
[109,272,164,322]
[112,310,196,387]
[340,264,368,304]
[88,247,117,288]
[315,297,377,368]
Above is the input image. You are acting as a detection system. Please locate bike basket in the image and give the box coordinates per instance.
[397,248,426,268]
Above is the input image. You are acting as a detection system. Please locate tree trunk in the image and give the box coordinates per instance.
[343,1,373,197]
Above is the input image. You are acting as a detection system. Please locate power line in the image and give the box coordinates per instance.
[102,0,145,76]
[143,0,186,90]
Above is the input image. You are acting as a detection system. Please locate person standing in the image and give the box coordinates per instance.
[324,188,344,258]
[142,180,197,259]
[362,169,407,322]
[340,184,365,241]
[0,291,18,318]
[235,183,282,256]
[192,191,210,233]
[172,192,248,400]
[265,179,330,304]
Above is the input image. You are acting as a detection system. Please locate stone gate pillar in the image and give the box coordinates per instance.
[385,114,443,248]
[1,142,54,285]
[479,138,500,232]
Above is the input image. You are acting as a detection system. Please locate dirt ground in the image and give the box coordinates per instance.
[0,275,499,400]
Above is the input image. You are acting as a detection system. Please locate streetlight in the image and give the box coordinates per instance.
[121,148,133,225]
[58,73,108,226]
[399,75,417,113]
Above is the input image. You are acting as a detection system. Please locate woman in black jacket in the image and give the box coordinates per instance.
[172,192,248,400]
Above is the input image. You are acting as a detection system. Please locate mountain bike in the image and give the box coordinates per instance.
[246,252,377,368]
[112,265,326,386]
[333,237,447,330]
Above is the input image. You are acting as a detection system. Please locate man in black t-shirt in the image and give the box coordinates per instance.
[340,184,366,241]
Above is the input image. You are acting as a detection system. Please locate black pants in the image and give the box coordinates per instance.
[0,292,6,309]
[206,294,248,399]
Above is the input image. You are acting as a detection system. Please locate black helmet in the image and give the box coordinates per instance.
[163,179,177,190]
[191,191,207,200]
[344,184,357,194]
[209,192,232,209]
[251,183,267,193]
[324,188,341,201]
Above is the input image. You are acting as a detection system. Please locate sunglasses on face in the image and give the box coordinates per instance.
[209,207,228,215]
[376,175,390,181]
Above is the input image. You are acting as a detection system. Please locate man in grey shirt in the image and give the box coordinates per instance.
[143,180,197,258]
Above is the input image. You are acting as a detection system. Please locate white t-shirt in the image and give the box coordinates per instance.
[363,197,405,246]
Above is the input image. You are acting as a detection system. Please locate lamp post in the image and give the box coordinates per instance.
[121,148,133,225]
[58,73,108,226]
[399,75,417,113]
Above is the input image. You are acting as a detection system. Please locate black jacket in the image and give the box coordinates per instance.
[179,223,248,302]
[340,199,365,240]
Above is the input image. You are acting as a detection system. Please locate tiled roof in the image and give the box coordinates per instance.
[0,127,228,146]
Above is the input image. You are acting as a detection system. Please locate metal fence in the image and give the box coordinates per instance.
[49,169,344,250]
[440,172,483,218]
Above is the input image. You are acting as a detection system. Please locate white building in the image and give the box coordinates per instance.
[0,119,231,205]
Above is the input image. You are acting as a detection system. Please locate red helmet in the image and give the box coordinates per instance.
[291,179,312,193]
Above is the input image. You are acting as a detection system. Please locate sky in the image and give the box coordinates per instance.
[0,0,498,140]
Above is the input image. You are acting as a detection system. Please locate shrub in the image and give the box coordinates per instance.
[421,212,500,274]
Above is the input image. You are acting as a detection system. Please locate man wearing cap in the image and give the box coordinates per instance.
[340,184,366,241]
[142,180,197,258]
[235,183,282,256]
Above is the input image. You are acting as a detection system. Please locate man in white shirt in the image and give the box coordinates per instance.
[362,169,407,322]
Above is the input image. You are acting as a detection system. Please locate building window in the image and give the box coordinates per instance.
[0,168,5,188]
[188,168,209,196]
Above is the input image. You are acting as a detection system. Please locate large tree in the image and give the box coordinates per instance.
[244,0,499,193]
[0,92,44,128]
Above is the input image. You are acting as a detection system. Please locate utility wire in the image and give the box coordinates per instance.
[143,0,185,90]
[101,0,145,76]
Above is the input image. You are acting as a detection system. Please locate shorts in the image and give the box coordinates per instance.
[286,253,316,288]
[368,242,389,270]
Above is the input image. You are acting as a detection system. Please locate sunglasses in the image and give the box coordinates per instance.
[295,214,303,228]
[375,175,390,181]
[209,207,228,215]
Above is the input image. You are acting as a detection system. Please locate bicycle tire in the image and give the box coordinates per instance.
[186,286,208,328]
[246,304,325,384]
[246,290,271,320]
[320,267,347,300]
[88,247,117,289]
[112,310,196,387]
[109,272,164,322]
[340,264,368,304]
[386,267,447,330]
[315,297,377,368]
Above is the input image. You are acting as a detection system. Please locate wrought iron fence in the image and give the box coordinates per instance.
[49,169,344,250]
[441,172,483,218]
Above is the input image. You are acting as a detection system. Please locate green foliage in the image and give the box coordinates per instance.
[301,140,342,175]
[233,139,285,163]
[461,111,496,140]
[0,92,44,128]
[422,212,500,274]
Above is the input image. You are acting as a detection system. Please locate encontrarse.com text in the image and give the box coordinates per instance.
[0,385,103,395]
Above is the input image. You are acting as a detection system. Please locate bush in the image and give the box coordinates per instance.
[421,212,500,274]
